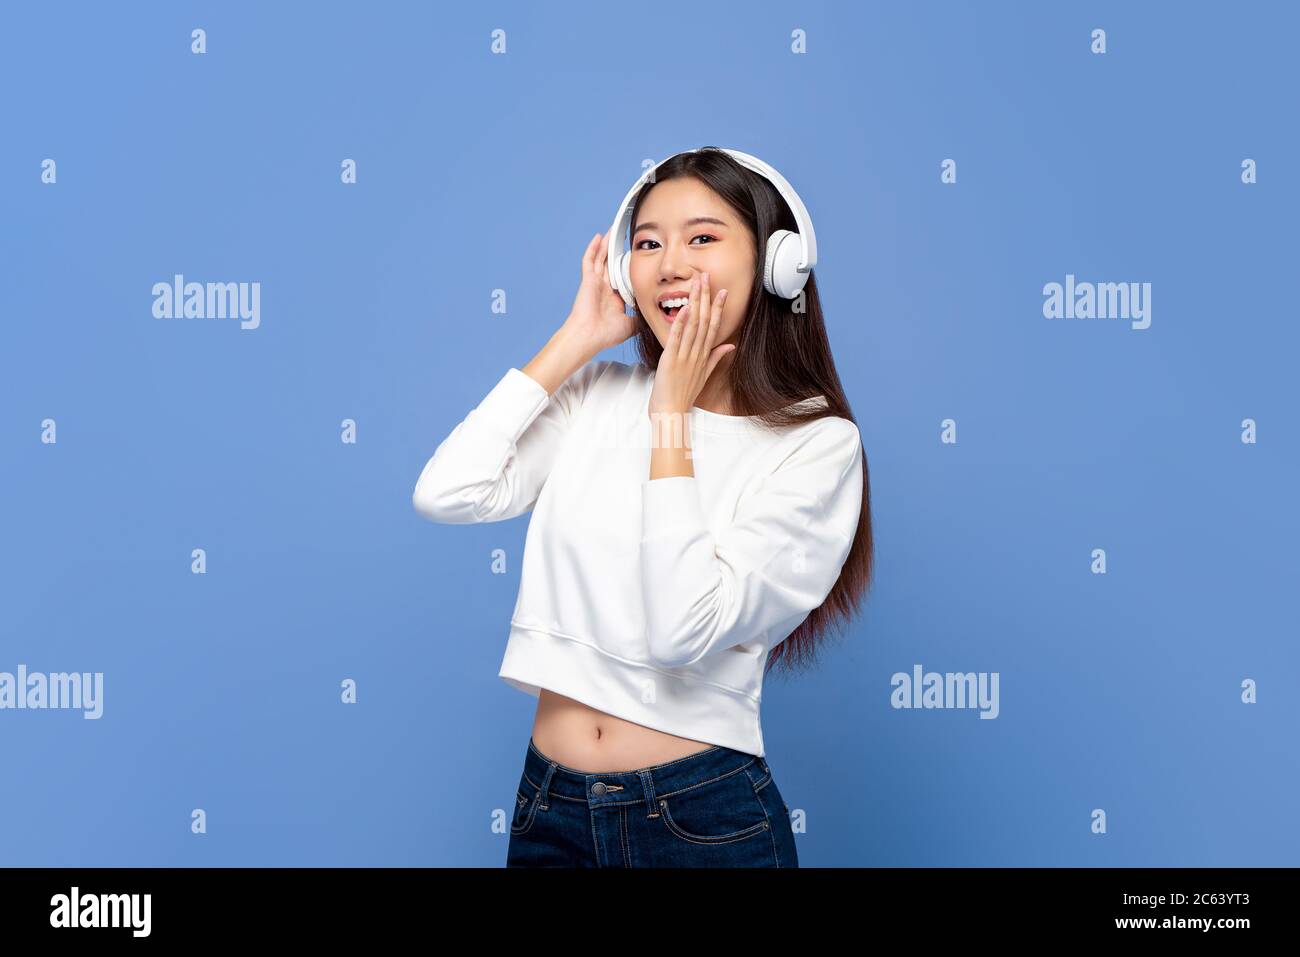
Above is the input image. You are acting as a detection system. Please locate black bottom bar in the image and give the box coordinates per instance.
[0,866,1287,940]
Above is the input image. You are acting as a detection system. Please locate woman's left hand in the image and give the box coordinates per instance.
[647,271,736,417]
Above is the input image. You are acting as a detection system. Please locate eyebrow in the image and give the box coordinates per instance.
[632,216,730,236]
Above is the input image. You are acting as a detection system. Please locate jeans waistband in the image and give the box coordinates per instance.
[522,736,769,809]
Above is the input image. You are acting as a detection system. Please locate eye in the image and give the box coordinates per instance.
[634,235,717,250]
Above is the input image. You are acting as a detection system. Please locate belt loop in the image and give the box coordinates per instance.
[638,769,659,818]
[538,760,559,811]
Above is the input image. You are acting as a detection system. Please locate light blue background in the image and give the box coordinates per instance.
[1,0,1295,866]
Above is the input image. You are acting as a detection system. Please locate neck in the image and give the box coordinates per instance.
[691,360,737,415]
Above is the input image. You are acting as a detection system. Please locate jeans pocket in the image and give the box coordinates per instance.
[511,776,541,836]
[656,771,771,846]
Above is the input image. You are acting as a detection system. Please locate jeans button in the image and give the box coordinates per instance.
[591,782,607,796]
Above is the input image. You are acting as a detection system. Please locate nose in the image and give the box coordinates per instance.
[656,237,695,284]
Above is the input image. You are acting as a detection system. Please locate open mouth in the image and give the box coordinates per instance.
[657,297,689,321]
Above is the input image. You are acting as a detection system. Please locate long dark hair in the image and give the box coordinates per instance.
[626,146,874,677]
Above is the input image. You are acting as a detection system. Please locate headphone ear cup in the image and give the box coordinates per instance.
[616,251,634,305]
[763,229,809,299]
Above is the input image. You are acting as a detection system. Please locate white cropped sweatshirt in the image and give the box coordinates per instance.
[412,359,863,757]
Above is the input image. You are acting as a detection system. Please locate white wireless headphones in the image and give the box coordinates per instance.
[605,147,819,305]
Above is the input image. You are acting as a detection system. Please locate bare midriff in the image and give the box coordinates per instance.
[530,689,716,773]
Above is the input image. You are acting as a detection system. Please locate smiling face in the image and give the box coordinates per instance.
[629,176,755,351]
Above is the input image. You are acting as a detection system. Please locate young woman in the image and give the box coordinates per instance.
[413,147,873,867]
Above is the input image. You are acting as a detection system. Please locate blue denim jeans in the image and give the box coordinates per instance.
[506,736,799,867]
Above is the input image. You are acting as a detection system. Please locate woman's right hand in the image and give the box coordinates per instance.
[561,231,638,352]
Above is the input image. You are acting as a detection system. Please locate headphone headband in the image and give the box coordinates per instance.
[604,147,818,305]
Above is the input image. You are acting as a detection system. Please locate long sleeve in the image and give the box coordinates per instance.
[639,418,864,668]
[412,359,611,524]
